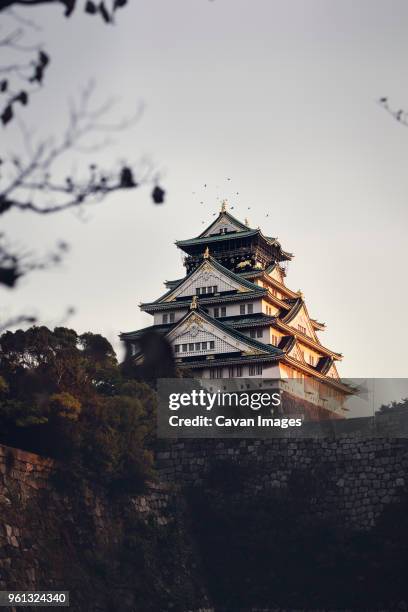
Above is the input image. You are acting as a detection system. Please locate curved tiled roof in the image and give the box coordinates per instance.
[278,335,297,353]
[224,314,277,329]
[280,297,303,324]
[177,225,293,262]
[141,290,266,312]
[142,256,267,308]
[169,306,284,358]
[197,210,249,237]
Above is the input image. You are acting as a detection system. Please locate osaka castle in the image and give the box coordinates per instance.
[121,202,351,416]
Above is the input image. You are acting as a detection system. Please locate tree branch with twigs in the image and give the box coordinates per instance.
[0,0,129,125]
[0,0,127,22]
[378,97,408,128]
[0,0,166,339]
[0,82,165,289]
[0,14,50,125]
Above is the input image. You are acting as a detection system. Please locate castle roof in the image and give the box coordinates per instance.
[176,209,293,262]
[140,255,267,312]
[168,305,283,358]
[120,201,348,396]
[198,209,249,236]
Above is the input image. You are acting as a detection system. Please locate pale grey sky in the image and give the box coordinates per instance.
[2,0,408,377]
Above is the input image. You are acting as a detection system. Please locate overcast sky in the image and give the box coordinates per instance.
[2,0,408,378]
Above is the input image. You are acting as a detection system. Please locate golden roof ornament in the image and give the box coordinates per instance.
[221,199,228,213]
[190,295,198,310]
[203,246,210,259]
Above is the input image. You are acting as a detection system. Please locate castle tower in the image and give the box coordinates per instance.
[120,203,351,417]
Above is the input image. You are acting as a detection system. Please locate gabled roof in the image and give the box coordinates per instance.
[167,305,283,358]
[176,207,293,260]
[198,210,249,237]
[148,255,266,305]
[280,297,322,343]
[281,297,303,324]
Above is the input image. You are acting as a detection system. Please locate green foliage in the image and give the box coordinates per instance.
[80,393,155,492]
[49,392,82,421]
[0,325,156,492]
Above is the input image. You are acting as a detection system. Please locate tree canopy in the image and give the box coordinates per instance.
[0,325,158,491]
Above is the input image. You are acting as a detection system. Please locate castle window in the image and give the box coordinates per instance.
[195,342,200,351]
[209,341,215,349]
[197,285,219,296]
[240,304,254,315]
[298,324,306,335]
[309,355,315,366]
[210,369,215,379]
[162,314,168,324]
[215,367,223,378]
[271,335,279,346]
[257,329,262,338]
[236,366,243,377]
[201,342,207,350]
[169,312,175,323]
[250,330,256,338]
[189,343,194,351]
[221,306,226,317]
[214,307,219,318]
[174,345,180,353]
[228,367,234,377]
[182,344,187,352]
[249,364,263,376]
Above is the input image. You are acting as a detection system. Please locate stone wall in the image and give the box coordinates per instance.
[0,444,210,611]
[156,435,408,530]
[1,427,408,610]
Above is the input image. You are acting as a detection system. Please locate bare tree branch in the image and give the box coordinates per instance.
[0,83,149,219]
[378,97,408,128]
[0,0,129,125]
[0,0,128,23]
[0,84,164,289]
[0,0,165,307]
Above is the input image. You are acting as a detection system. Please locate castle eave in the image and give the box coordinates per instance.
[140,289,267,312]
